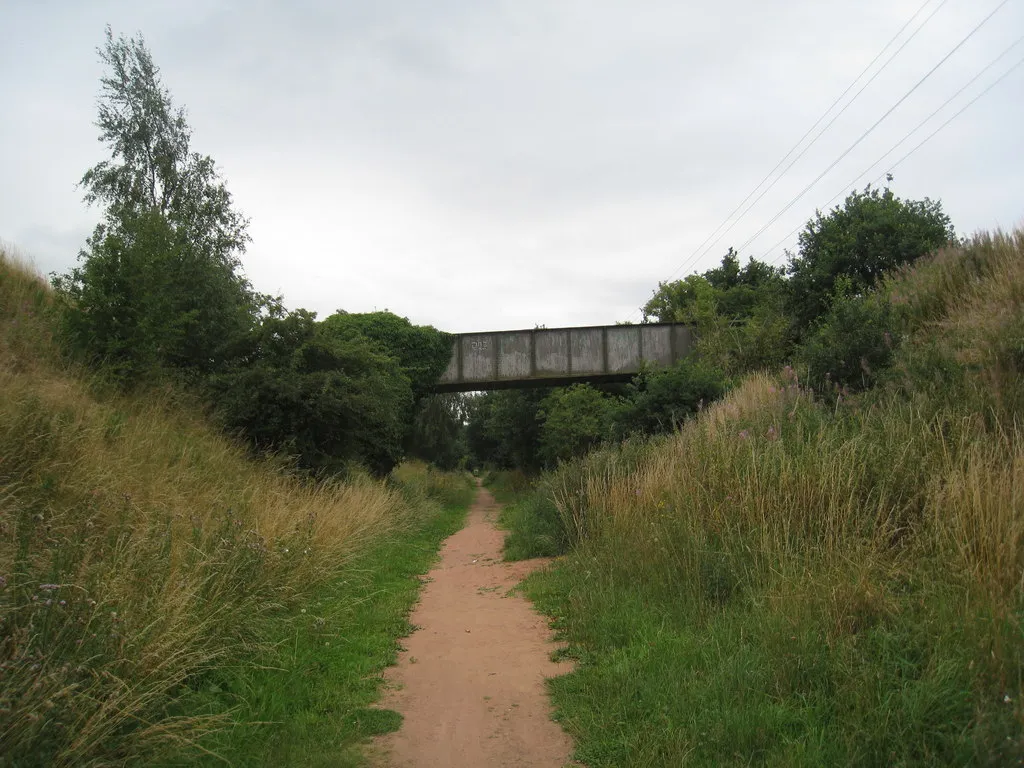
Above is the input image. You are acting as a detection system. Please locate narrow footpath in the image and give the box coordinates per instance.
[371,482,575,767]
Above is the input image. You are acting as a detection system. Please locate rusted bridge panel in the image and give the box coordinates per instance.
[435,323,695,392]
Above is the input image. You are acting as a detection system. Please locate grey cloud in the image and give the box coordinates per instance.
[1,0,1022,333]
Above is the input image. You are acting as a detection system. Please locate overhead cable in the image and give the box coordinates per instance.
[732,0,1013,256]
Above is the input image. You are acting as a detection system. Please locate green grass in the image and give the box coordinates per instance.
[482,468,532,504]
[482,470,568,560]
[183,495,471,767]
[524,555,1023,767]
[498,489,566,560]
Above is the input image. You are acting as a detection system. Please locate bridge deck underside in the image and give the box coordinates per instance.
[434,372,637,393]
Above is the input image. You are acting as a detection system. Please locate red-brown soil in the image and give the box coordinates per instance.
[370,483,575,767]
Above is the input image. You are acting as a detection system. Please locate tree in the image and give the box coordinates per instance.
[538,385,620,466]
[321,311,452,401]
[406,394,468,470]
[206,310,413,476]
[465,389,547,471]
[787,186,954,330]
[643,250,787,326]
[54,28,262,381]
[642,274,720,325]
[642,251,793,375]
[796,278,901,394]
[321,310,454,464]
[616,360,726,436]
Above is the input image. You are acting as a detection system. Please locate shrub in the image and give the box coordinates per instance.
[797,278,902,394]
[538,385,621,466]
[206,310,413,477]
[788,186,954,330]
[616,359,727,436]
[500,489,567,560]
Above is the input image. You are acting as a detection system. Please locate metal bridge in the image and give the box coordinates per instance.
[434,322,695,392]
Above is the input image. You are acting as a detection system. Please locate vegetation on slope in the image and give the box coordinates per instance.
[184,462,473,767]
[1,31,477,765]
[502,230,1024,765]
[466,186,957,472]
[0,250,473,765]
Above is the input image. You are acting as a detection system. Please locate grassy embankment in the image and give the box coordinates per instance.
[489,470,567,561]
[0,249,474,766]
[499,231,1024,766]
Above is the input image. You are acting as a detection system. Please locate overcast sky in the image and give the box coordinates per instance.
[2,0,1022,332]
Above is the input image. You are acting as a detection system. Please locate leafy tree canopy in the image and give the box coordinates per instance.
[642,250,793,376]
[321,311,452,400]
[466,389,547,471]
[788,186,954,330]
[538,385,621,466]
[54,27,264,381]
[643,249,786,326]
[617,360,726,437]
[642,274,720,326]
[406,394,468,471]
[207,309,412,476]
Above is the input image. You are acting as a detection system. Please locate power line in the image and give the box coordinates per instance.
[627,0,944,320]
[761,36,1024,264]
[765,52,1024,268]
[664,0,949,280]
[732,0,1013,257]
[884,57,1024,175]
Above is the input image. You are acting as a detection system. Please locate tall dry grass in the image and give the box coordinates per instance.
[0,250,438,765]
[553,230,1024,598]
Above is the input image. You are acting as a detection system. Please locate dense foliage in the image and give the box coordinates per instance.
[643,248,793,376]
[617,360,727,435]
[466,389,547,471]
[54,29,264,382]
[468,185,957,469]
[405,393,468,470]
[321,311,452,400]
[797,278,902,393]
[537,385,621,466]
[787,186,954,330]
[206,309,414,476]
[467,360,728,470]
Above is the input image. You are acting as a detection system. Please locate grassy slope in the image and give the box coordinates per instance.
[485,470,566,560]
[185,481,470,767]
[0,249,473,765]
[508,231,1024,766]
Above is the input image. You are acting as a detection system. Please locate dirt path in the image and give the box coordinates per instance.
[371,483,575,767]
